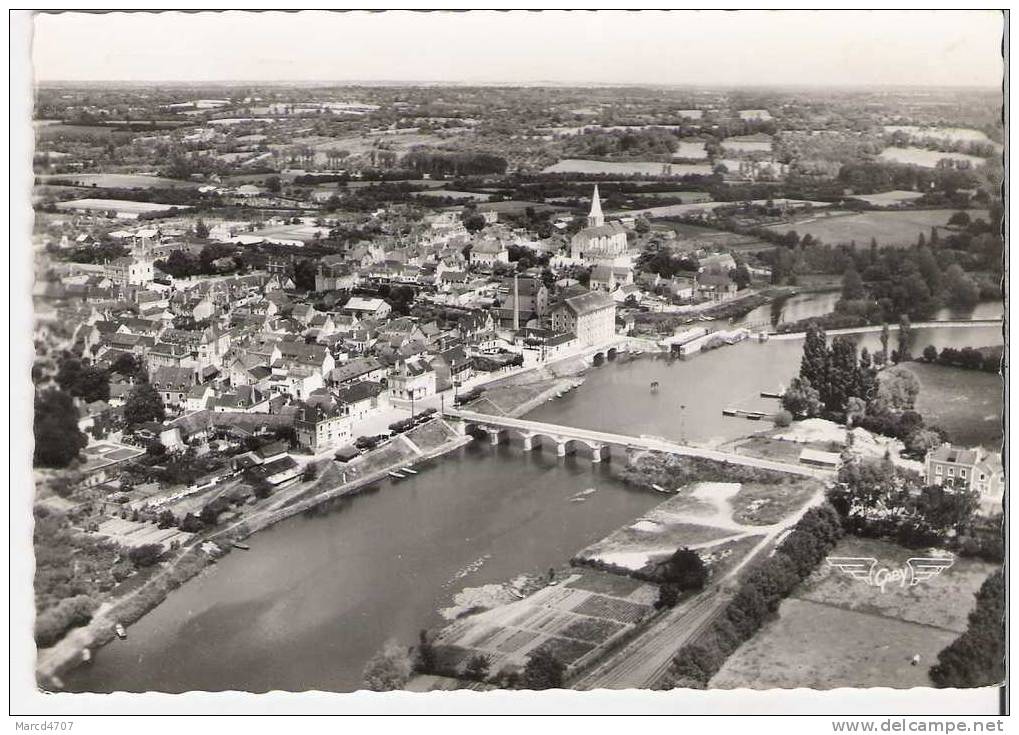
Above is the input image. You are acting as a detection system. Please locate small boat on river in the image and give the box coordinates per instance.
[232,542,251,551]
[402,467,418,475]
[81,648,92,664]
[388,471,405,479]
[114,623,127,640]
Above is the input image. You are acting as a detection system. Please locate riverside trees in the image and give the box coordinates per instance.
[784,323,877,421]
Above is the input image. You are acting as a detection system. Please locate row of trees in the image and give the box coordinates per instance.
[363,633,566,692]
[922,345,1000,374]
[665,505,844,688]
[929,570,1004,687]
[402,149,508,177]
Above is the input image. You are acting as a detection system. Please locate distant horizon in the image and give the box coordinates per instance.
[32,10,1003,88]
[33,79,1003,91]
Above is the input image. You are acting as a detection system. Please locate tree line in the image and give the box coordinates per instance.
[663,505,844,688]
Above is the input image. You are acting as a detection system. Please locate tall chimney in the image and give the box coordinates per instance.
[513,273,520,331]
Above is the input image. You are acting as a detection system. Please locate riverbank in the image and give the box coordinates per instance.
[770,317,1003,338]
[38,343,635,687]
[404,452,825,691]
[36,417,473,687]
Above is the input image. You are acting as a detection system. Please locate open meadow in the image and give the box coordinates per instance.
[710,536,998,689]
[903,362,1003,450]
[37,173,201,189]
[767,209,990,247]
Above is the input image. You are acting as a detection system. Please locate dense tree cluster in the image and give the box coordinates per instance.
[33,507,133,645]
[929,570,1004,688]
[635,247,699,279]
[156,243,242,279]
[34,389,88,468]
[827,459,999,559]
[123,383,166,428]
[56,356,110,403]
[521,649,566,690]
[665,505,844,688]
[402,149,507,177]
[560,128,680,159]
[656,547,709,590]
[785,324,878,419]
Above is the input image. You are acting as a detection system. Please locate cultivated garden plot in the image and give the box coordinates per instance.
[430,570,658,677]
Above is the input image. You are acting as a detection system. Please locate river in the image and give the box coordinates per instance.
[64,444,661,693]
[64,297,1003,693]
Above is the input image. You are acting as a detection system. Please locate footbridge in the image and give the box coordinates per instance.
[442,409,833,479]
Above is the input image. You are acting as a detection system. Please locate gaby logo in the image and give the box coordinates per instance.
[827,556,955,593]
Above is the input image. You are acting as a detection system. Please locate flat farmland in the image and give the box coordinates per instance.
[709,598,958,689]
[710,536,997,689]
[767,209,990,247]
[37,173,200,189]
[902,362,1003,450]
[654,221,772,251]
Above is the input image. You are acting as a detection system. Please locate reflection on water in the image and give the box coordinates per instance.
[63,312,1003,694]
[528,323,1003,446]
[64,443,661,693]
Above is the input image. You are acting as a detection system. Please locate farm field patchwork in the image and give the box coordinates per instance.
[879,147,988,168]
[431,569,658,677]
[37,173,200,189]
[542,159,713,176]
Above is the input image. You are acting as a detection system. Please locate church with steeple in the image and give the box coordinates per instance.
[570,185,629,263]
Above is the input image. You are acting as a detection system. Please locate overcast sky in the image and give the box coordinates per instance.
[32,10,1003,88]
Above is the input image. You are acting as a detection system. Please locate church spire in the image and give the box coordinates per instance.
[587,184,604,228]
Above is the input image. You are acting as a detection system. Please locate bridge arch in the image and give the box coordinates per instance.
[607,347,618,360]
[592,351,606,366]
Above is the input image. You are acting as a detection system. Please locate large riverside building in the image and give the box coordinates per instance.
[550,288,617,346]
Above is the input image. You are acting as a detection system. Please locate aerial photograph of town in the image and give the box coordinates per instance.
[15,8,1006,717]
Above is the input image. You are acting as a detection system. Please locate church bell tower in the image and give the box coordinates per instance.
[587,184,605,228]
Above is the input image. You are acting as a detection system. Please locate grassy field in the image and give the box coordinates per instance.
[654,221,772,251]
[543,159,713,176]
[903,362,1003,449]
[796,536,999,632]
[766,209,990,247]
[879,147,989,169]
[710,598,959,689]
[37,173,200,189]
[730,481,820,525]
[710,536,997,689]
